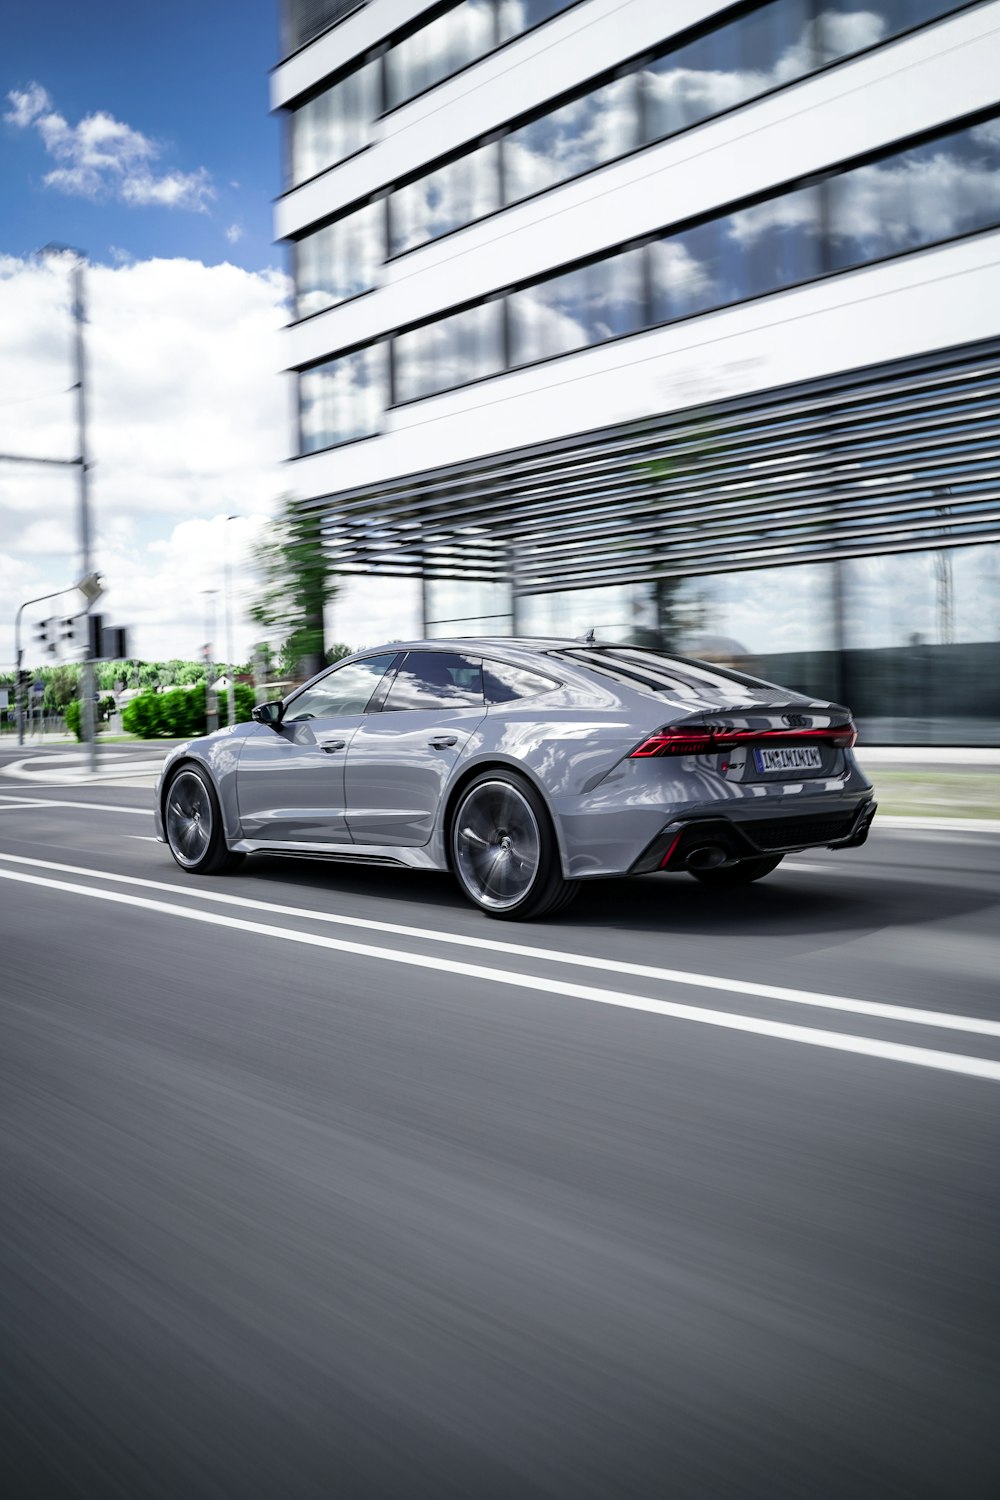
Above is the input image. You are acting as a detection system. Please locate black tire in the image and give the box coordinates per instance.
[163,765,244,876]
[450,770,577,920]
[689,853,784,886]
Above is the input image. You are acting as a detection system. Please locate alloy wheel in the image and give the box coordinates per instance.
[454,779,542,912]
[165,770,214,868]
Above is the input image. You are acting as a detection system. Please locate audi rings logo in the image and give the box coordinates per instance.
[782,712,811,728]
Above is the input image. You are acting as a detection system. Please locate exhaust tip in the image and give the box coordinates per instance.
[685,845,728,871]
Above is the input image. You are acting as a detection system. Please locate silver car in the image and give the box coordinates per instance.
[154,639,876,920]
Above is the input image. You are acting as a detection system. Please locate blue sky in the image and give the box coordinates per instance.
[1,0,282,274]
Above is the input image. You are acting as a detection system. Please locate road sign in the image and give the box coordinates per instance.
[32,681,44,696]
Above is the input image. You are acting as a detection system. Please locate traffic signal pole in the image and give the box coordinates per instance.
[13,586,76,745]
[71,259,98,775]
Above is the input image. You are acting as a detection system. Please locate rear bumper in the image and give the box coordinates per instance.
[630,796,877,874]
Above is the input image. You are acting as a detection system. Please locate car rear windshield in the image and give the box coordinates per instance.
[547,647,792,706]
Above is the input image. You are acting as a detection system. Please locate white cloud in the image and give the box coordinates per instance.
[4,81,214,212]
[0,254,299,664]
[225,223,245,245]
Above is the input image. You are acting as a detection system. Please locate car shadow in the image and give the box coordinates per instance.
[233,855,993,943]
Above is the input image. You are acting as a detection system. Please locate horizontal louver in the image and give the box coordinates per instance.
[301,337,1000,593]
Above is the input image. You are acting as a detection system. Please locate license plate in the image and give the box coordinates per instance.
[753,746,822,773]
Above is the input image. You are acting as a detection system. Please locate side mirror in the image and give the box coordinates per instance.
[251,700,285,730]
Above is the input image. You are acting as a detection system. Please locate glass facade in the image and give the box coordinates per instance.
[386,1,498,110]
[384,111,1000,409]
[390,144,501,256]
[299,344,386,450]
[394,300,504,402]
[290,61,378,186]
[515,545,1000,743]
[503,74,639,205]
[376,0,972,253]
[281,0,364,56]
[508,246,645,365]
[386,0,577,110]
[295,201,383,317]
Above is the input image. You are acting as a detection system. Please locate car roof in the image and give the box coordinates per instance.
[354,637,617,655]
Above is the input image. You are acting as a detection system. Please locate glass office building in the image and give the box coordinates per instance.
[274,0,1000,741]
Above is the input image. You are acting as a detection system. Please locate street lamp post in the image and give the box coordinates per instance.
[2,248,98,767]
[224,514,240,729]
[201,589,218,732]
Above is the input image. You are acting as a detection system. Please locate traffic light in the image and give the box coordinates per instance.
[34,618,57,655]
[104,626,129,660]
[87,613,104,659]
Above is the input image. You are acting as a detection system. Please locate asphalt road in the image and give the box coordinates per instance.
[1,745,998,1498]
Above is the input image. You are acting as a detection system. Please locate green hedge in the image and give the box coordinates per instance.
[121,683,256,739]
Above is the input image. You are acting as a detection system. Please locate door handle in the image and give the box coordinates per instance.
[428,734,458,749]
[319,738,347,752]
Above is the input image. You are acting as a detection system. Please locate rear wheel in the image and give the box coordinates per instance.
[689,853,784,886]
[450,772,576,920]
[164,766,244,875]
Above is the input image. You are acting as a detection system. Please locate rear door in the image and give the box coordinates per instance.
[345,650,486,846]
[235,653,400,845]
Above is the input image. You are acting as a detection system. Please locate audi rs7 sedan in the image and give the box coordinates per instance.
[154,639,876,920]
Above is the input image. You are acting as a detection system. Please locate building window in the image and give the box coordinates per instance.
[281,0,364,57]
[508,246,645,366]
[299,343,386,450]
[650,186,824,322]
[394,301,504,402]
[289,60,379,186]
[503,73,640,205]
[390,143,501,256]
[827,119,1000,270]
[386,1,497,111]
[295,200,384,317]
[377,0,971,257]
[497,0,575,42]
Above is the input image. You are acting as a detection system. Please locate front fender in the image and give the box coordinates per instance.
[154,727,248,847]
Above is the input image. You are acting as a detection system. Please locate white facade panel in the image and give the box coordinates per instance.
[287,231,1000,494]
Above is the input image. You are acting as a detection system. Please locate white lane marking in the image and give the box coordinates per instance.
[0,795,151,816]
[875,816,1000,834]
[0,850,996,1042]
[0,865,996,1083]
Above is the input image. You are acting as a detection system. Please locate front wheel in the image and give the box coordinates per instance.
[689,853,784,886]
[450,772,576,920]
[164,766,244,875]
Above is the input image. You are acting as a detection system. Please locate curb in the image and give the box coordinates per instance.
[875,815,1000,833]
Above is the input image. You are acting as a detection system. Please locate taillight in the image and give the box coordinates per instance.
[631,728,718,757]
[630,722,857,757]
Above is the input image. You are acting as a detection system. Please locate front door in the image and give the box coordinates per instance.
[345,650,486,846]
[235,653,400,846]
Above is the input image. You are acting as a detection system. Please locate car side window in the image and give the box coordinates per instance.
[285,654,399,721]
[381,651,484,711]
[482,659,559,704]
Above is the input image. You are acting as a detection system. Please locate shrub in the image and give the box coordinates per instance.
[121,682,257,739]
[64,698,105,742]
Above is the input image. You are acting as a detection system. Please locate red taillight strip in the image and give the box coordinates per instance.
[631,724,857,757]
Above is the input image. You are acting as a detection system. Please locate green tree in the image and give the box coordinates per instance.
[249,495,335,682]
[43,665,80,713]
